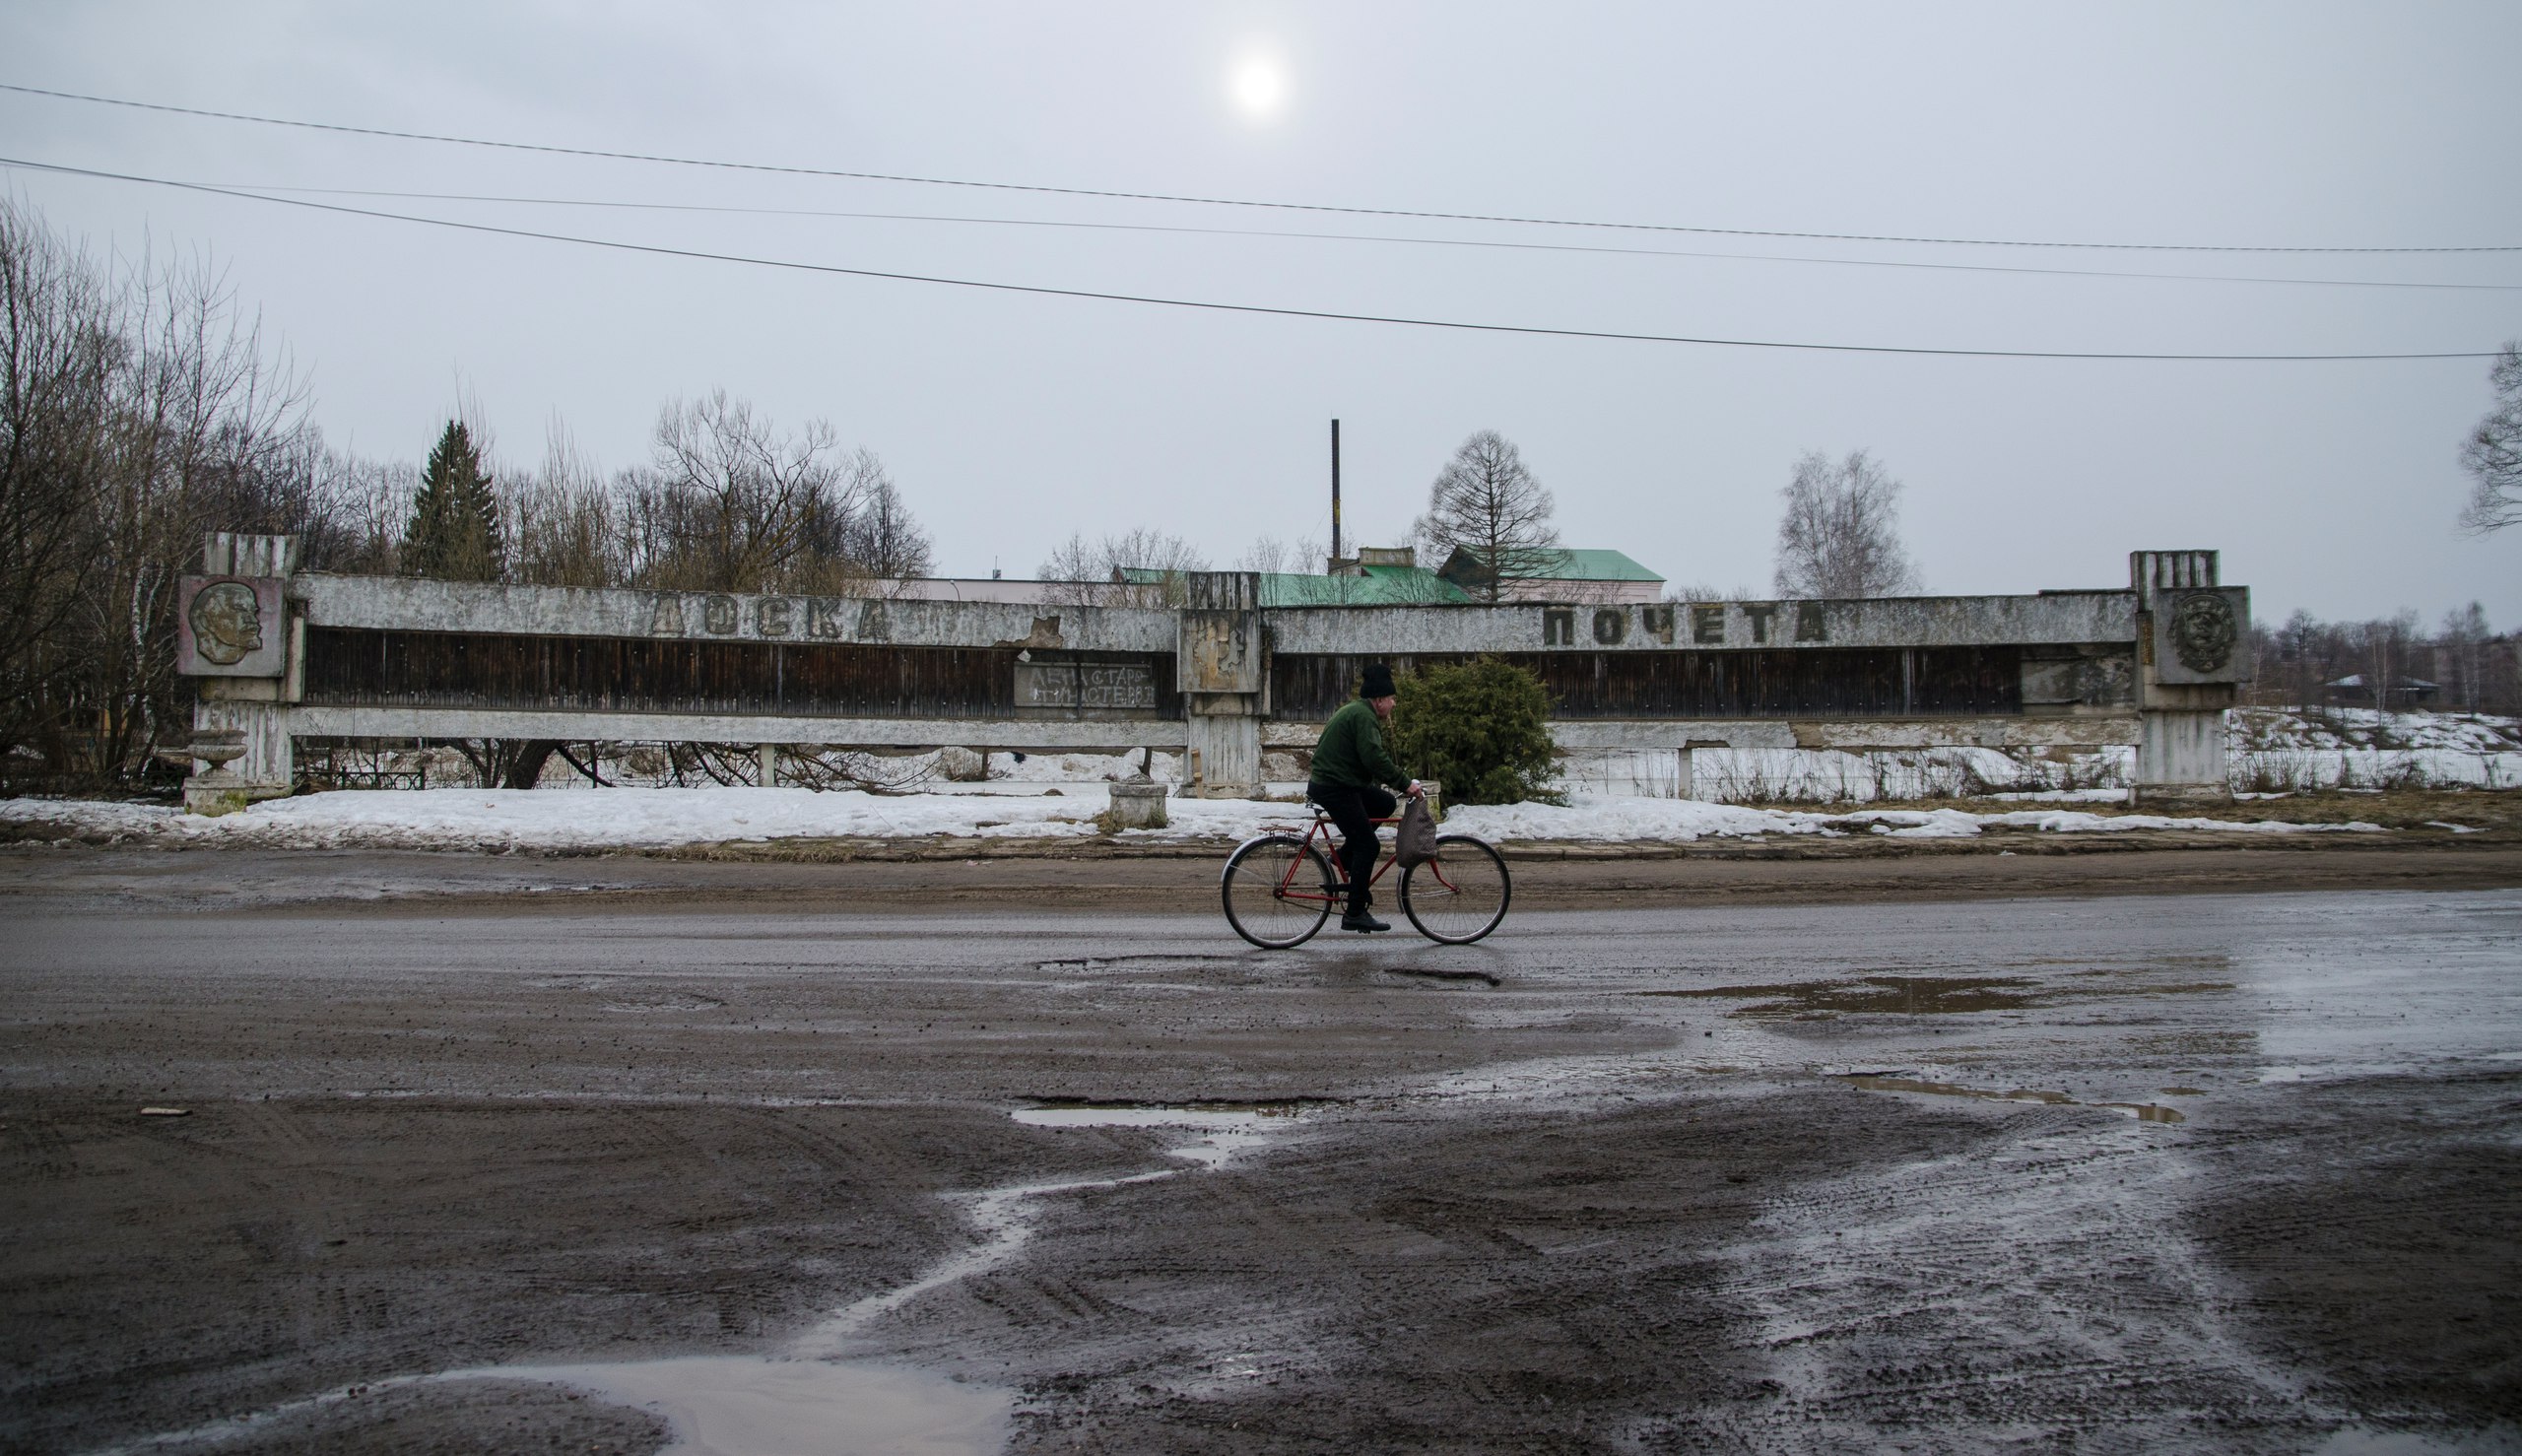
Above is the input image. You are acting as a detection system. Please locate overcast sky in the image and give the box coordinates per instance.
[6,2,2517,626]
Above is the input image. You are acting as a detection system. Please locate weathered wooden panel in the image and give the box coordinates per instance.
[1270,648,2024,721]
[302,629,1182,721]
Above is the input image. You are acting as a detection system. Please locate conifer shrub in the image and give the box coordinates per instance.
[1390,656,1563,805]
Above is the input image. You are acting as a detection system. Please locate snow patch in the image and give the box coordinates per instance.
[0,786,2385,853]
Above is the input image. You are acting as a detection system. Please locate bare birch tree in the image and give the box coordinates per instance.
[1413,430,1560,603]
[1771,448,1922,598]
[2437,601,2491,711]
[2459,341,2521,534]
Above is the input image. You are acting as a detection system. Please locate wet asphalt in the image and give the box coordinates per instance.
[3,863,2517,1453]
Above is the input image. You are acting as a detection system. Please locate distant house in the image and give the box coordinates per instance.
[2324,674,2442,708]
[1117,558,1469,608]
[1434,547,1665,604]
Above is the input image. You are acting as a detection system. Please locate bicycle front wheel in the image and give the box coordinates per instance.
[1222,834,1337,949]
[1400,834,1511,944]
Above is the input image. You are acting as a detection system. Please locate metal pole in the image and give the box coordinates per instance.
[1330,419,1342,567]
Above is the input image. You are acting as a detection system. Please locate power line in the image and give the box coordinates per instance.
[6,79,2517,257]
[1,156,2498,363]
[166,179,2522,295]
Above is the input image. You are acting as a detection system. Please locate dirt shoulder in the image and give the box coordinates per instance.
[4,838,2517,916]
[3,786,2516,915]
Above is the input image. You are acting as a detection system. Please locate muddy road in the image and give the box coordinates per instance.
[3,853,2518,1454]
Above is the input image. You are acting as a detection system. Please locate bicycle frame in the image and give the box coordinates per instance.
[1270,813,1462,904]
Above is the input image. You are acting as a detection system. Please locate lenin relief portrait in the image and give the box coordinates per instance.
[188,581,265,667]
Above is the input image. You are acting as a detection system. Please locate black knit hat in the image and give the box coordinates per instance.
[1360,662,1397,698]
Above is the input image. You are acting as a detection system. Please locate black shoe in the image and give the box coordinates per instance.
[1340,909,1392,933]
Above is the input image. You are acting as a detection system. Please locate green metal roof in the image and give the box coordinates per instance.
[1257,567,1469,607]
[1438,547,1664,583]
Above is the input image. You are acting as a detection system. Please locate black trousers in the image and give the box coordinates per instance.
[1309,781,1396,913]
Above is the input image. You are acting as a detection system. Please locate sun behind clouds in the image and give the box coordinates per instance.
[1228,50,1287,121]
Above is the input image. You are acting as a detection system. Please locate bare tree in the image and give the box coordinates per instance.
[1771,448,1922,599]
[835,450,933,580]
[0,200,118,768]
[506,423,625,589]
[2272,608,2326,710]
[1037,528,1210,606]
[2349,611,2422,711]
[77,239,312,785]
[1413,430,1560,603]
[2460,341,2521,534]
[0,201,326,787]
[1664,581,1763,603]
[619,391,874,594]
[299,439,412,575]
[1231,534,1320,575]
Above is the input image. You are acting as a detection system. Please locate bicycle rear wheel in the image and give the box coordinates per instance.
[1400,834,1511,944]
[1222,834,1337,949]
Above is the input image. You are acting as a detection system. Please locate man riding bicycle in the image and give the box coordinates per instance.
[1307,662,1425,933]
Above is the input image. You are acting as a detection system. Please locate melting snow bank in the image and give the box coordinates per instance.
[1,786,2387,853]
[1447,799,2387,842]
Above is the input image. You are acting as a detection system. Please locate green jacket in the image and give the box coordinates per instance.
[1310,698,1410,792]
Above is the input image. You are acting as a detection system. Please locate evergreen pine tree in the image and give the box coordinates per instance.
[1389,657,1563,805]
[403,421,506,580]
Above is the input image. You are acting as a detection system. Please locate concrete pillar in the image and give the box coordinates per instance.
[2138,711,2225,793]
[181,533,300,815]
[1176,572,1267,798]
[1184,710,1262,798]
[2129,551,2251,810]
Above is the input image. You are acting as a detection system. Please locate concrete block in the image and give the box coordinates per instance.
[1107,780,1169,828]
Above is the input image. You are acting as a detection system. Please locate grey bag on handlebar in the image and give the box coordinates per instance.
[1395,795,1438,868]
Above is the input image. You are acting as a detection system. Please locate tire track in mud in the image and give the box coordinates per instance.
[68,1111,1286,1456]
[1675,1099,2334,1452]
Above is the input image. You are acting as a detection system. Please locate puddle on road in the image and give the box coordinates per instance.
[1649,976,2043,1018]
[1383,965,1503,987]
[468,1357,1003,1456]
[1842,1074,2185,1123]
[102,1108,1296,1456]
[1647,971,2238,1021]
[1034,955,1244,973]
[1012,1101,1302,1171]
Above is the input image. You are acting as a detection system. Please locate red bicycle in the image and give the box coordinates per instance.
[1221,808,1512,949]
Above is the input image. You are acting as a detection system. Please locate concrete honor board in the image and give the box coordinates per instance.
[175,576,286,677]
[2150,587,2252,685]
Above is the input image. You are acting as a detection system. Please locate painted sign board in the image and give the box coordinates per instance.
[1014,658,1159,711]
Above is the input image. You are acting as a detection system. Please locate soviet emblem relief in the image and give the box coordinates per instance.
[188,580,265,667]
[2167,591,2236,676]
